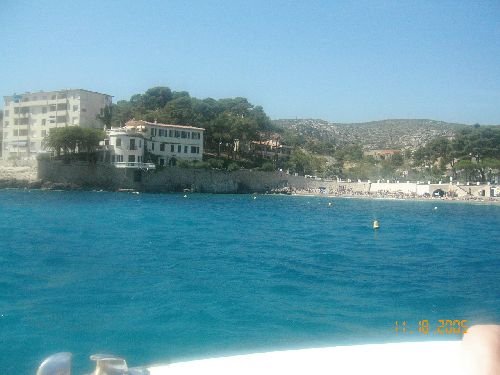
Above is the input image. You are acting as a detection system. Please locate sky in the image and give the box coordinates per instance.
[1,0,499,124]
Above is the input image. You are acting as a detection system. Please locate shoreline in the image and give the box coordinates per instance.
[1,181,499,206]
[290,191,500,205]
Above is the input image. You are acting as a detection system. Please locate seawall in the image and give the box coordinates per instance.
[37,159,356,193]
[37,159,497,197]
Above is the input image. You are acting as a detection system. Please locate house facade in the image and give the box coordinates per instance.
[101,128,152,168]
[2,89,112,160]
[124,120,204,166]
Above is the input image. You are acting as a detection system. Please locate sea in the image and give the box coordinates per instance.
[0,190,499,374]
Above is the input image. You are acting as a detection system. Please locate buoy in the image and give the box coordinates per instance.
[183,194,187,198]
[328,202,332,207]
[373,220,380,229]
[434,206,438,210]
[253,196,257,200]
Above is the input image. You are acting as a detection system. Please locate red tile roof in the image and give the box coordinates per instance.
[125,119,204,131]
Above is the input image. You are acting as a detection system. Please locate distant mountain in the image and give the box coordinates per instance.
[273,118,469,150]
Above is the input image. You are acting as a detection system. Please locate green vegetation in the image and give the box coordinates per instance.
[42,126,106,161]
[107,86,499,182]
[411,126,500,182]
[112,86,275,158]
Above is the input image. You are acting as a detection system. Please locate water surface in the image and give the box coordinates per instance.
[0,190,498,374]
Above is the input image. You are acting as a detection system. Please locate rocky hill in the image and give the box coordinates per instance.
[273,118,469,150]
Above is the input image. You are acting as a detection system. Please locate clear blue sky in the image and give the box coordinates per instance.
[1,0,499,124]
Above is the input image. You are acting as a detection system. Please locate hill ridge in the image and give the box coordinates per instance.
[272,118,469,150]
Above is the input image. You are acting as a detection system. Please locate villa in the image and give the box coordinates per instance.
[101,120,205,168]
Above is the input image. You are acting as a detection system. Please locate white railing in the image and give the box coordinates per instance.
[113,162,155,169]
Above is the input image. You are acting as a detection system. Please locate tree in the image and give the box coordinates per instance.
[455,159,476,182]
[42,126,105,160]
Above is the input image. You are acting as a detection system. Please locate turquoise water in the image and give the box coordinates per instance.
[0,190,499,374]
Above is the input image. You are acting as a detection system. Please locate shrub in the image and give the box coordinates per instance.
[260,162,274,171]
[228,162,240,171]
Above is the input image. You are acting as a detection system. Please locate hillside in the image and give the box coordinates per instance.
[273,119,469,150]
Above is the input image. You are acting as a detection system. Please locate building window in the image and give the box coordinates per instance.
[42,107,47,114]
[177,145,181,153]
[181,131,187,139]
[116,138,121,147]
[191,146,199,154]
[169,130,173,137]
[50,105,56,111]
[192,132,200,139]
[160,143,165,151]
[58,93,67,99]
[128,155,135,162]
[14,129,28,136]
[105,139,110,146]
[152,142,155,151]
[130,138,136,150]
[14,107,29,114]
[56,116,67,123]
[73,105,78,111]
[42,119,46,126]
[15,118,29,125]
[41,130,47,137]
[171,144,174,152]
[159,129,164,137]
[138,156,142,163]
[175,130,180,138]
[184,146,188,153]
[160,159,164,166]
[57,103,67,111]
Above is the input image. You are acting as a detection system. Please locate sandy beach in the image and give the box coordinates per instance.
[290,188,500,205]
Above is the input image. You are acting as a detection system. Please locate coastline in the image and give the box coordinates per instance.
[290,190,500,205]
[1,160,498,204]
[1,182,499,206]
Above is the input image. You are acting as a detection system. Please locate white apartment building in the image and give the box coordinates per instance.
[2,89,112,160]
[124,120,204,166]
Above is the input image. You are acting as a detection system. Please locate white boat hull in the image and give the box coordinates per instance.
[148,341,464,375]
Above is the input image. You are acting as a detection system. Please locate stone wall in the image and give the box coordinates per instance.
[38,160,350,193]
[37,159,496,196]
[38,159,139,190]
